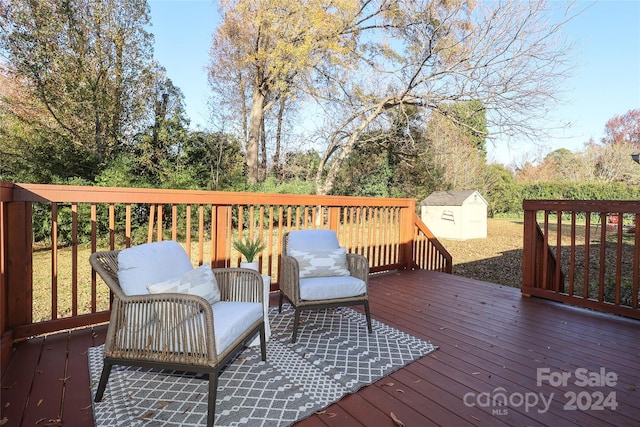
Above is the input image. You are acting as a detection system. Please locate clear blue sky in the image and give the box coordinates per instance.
[148,0,640,165]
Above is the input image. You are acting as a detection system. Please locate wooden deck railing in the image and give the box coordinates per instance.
[523,199,640,320]
[0,182,451,367]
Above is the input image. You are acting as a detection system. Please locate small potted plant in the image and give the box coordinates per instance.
[233,235,267,271]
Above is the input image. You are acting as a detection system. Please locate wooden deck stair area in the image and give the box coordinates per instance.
[2,270,639,427]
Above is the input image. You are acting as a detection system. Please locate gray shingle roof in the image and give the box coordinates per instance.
[421,190,483,206]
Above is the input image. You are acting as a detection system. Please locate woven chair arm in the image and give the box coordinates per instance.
[279,255,300,302]
[89,250,125,298]
[106,293,217,366]
[346,253,370,283]
[213,268,263,303]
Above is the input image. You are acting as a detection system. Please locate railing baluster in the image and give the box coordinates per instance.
[569,211,576,296]
[599,212,606,302]
[634,213,640,309]
[556,210,562,293]
[51,202,58,320]
[198,204,205,266]
[583,212,591,299]
[186,204,192,258]
[72,203,78,317]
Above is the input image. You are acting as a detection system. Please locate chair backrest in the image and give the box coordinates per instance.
[285,229,340,254]
[116,240,194,296]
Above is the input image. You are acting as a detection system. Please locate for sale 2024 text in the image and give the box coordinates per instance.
[537,367,618,411]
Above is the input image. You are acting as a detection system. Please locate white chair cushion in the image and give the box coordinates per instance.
[117,241,193,296]
[289,248,350,278]
[146,264,221,305]
[299,275,366,300]
[287,229,339,252]
[212,301,263,354]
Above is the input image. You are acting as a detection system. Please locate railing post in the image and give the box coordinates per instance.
[0,185,10,370]
[5,200,33,330]
[522,204,537,296]
[401,202,415,270]
[327,206,340,232]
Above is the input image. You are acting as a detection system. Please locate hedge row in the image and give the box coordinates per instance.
[487,181,640,216]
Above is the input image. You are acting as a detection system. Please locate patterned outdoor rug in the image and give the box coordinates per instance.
[88,304,438,426]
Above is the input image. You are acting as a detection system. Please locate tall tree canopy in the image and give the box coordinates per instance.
[602,109,640,148]
[210,0,575,195]
[0,0,155,180]
[208,0,360,184]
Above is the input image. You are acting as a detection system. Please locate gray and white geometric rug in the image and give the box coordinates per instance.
[89,304,438,426]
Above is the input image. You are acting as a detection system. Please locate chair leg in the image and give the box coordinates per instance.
[364,301,373,333]
[94,361,113,402]
[207,370,218,427]
[291,308,301,343]
[278,291,284,313]
[259,325,267,361]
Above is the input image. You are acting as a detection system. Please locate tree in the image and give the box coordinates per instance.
[602,109,640,148]
[424,109,487,192]
[0,0,154,180]
[313,0,576,195]
[132,67,190,186]
[208,0,360,184]
[182,131,245,191]
[483,163,521,216]
[584,140,639,184]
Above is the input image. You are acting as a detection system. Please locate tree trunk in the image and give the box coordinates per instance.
[247,87,264,184]
[273,97,285,178]
[260,116,266,181]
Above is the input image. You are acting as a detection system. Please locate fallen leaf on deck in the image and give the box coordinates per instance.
[156,401,171,410]
[139,412,154,419]
[0,417,8,426]
[396,389,405,393]
[327,412,337,418]
[382,382,394,387]
[390,412,405,426]
[315,410,326,415]
[37,399,43,406]
[43,419,62,426]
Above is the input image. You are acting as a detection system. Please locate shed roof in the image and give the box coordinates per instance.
[421,189,487,206]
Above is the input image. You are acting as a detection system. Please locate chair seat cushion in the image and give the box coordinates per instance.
[117,241,194,296]
[299,275,366,300]
[212,301,263,355]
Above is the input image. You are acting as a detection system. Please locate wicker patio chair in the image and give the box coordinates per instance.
[90,241,266,427]
[279,229,372,343]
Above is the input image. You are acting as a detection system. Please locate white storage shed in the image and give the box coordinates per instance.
[420,190,488,240]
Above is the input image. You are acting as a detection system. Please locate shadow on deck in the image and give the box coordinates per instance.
[2,270,639,426]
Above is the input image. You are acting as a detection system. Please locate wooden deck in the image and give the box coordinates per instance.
[2,270,639,426]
